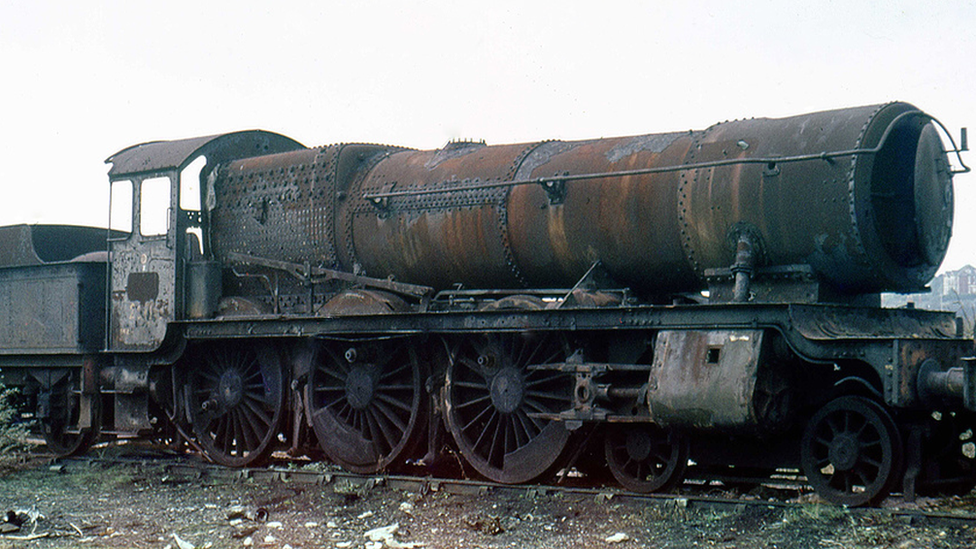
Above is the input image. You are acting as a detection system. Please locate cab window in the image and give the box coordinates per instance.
[140,177,171,237]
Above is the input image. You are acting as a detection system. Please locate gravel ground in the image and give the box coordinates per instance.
[2,446,976,549]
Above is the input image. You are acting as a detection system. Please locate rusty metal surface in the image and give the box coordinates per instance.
[647,330,765,429]
[0,224,110,268]
[109,235,175,350]
[106,131,304,178]
[334,102,950,296]
[789,304,958,340]
[225,252,432,300]
[507,135,695,291]
[680,102,949,295]
[212,144,402,271]
[186,261,222,319]
[213,147,333,266]
[347,141,540,289]
[317,289,410,316]
[0,262,107,354]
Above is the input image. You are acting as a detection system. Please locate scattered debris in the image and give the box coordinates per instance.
[7,508,43,525]
[226,505,268,522]
[2,532,49,541]
[364,522,424,548]
[231,525,259,539]
[595,492,615,503]
[463,514,503,536]
[335,477,382,501]
[226,505,246,520]
[2,507,44,538]
[365,523,400,542]
[5,452,976,549]
[172,532,195,549]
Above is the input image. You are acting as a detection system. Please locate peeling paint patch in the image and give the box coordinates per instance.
[606,133,683,163]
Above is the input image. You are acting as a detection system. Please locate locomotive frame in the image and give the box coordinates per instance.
[1,103,974,506]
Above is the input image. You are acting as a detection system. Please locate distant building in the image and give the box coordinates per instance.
[882,265,976,337]
[943,265,976,297]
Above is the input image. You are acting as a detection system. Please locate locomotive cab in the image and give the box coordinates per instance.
[104,131,304,351]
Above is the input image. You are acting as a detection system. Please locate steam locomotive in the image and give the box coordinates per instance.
[1,102,973,506]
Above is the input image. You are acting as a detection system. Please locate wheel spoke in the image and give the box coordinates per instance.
[213,415,228,448]
[316,364,348,382]
[524,389,571,404]
[380,362,411,381]
[241,396,273,430]
[455,380,490,390]
[231,409,247,454]
[515,409,542,439]
[372,398,408,433]
[467,406,497,439]
[473,410,500,454]
[235,408,259,451]
[198,369,221,383]
[456,394,492,410]
[486,413,505,466]
[459,399,493,426]
[522,408,546,433]
[364,409,390,453]
[525,373,569,388]
[375,391,414,413]
[521,397,555,415]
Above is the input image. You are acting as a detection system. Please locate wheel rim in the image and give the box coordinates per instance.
[306,340,426,473]
[604,423,688,493]
[42,379,100,457]
[800,396,902,506]
[189,344,284,467]
[444,333,574,484]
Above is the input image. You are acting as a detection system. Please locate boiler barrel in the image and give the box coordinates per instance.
[211,102,952,297]
[345,102,952,295]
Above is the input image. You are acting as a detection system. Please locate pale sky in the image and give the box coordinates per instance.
[2,1,974,272]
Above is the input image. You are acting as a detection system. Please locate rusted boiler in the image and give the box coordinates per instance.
[211,102,951,301]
